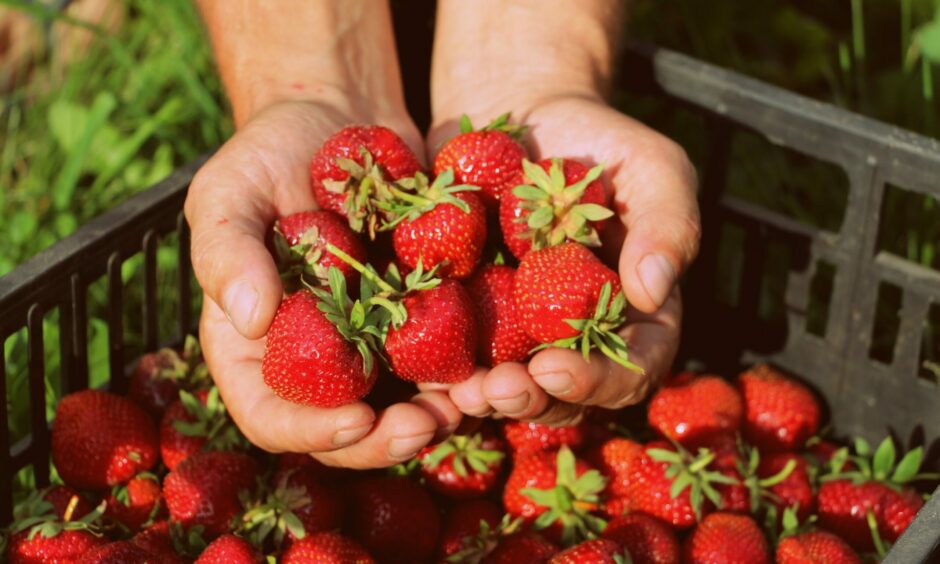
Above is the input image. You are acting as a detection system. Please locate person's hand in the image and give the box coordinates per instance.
[426,96,699,425]
[186,100,462,468]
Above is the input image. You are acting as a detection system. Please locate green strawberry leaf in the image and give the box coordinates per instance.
[872,437,896,481]
[891,447,923,484]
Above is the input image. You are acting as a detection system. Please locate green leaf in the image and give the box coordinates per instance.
[459,114,474,134]
[872,438,896,480]
[916,17,940,64]
[573,203,615,222]
[51,91,117,211]
[891,447,923,483]
[670,473,693,498]
[512,184,550,201]
[647,449,681,463]
[854,437,872,457]
[527,206,554,229]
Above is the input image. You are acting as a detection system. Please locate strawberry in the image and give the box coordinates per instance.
[347,476,440,563]
[682,512,770,564]
[159,387,246,471]
[482,531,558,564]
[131,520,185,563]
[758,452,815,523]
[602,512,680,564]
[514,243,640,371]
[502,419,588,458]
[128,345,190,419]
[589,437,647,500]
[280,531,375,564]
[273,210,368,287]
[383,169,487,279]
[775,530,861,564]
[194,534,263,564]
[547,538,626,563]
[310,125,422,236]
[737,365,820,452]
[52,389,159,490]
[418,430,506,499]
[433,113,528,209]
[647,373,743,447]
[78,541,154,563]
[163,450,260,539]
[500,158,612,260]
[262,269,383,407]
[40,486,94,521]
[467,263,539,366]
[817,479,890,551]
[503,447,607,545]
[6,493,106,564]
[879,486,923,543]
[437,499,503,559]
[105,473,165,532]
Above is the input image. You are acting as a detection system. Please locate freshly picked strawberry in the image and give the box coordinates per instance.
[52,389,159,490]
[503,419,588,458]
[602,512,680,564]
[163,450,260,539]
[347,476,440,563]
[273,209,368,288]
[503,446,607,545]
[39,485,95,521]
[647,373,743,447]
[160,387,247,471]
[310,124,423,236]
[500,158,613,260]
[737,364,820,452]
[482,531,558,564]
[547,538,627,563]
[104,473,165,532]
[682,512,770,564]
[437,499,503,559]
[280,531,375,564]
[776,530,861,564]
[79,540,155,563]
[589,437,646,502]
[467,263,539,366]
[262,268,384,407]
[194,534,263,564]
[5,492,107,564]
[128,335,204,419]
[418,430,506,499]
[433,112,528,209]
[514,243,641,371]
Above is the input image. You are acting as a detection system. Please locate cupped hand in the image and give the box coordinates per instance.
[426,95,700,425]
[185,100,462,468]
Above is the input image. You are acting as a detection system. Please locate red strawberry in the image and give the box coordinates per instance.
[280,531,375,564]
[514,243,640,370]
[503,419,587,458]
[41,485,94,521]
[163,450,260,539]
[418,430,506,499]
[437,499,503,559]
[52,390,159,490]
[262,276,381,407]
[482,531,558,564]
[105,473,165,532]
[159,387,245,471]
[385,170,487,279]
[347,476,440,563]
[737,365,820,452]
[433,113,528,209]
[548,538,625,563]
[647,374,743,447]
[775,530,861,564]
[6,493,106,564]
[817,479,889,551]
[879,486,923,543]
[467,264,539,366]
[500,158,612,260]
[131,521,185,563]
[602,512,680,564]
[78,541,154,563]
[503,447,606,545]
[589,437,647,500]
[683,512,770,564]
[7,528,106,564]
[310,125,422,236]
[274,210,368,287]
[758,452,815,523]
[195,534,263,564]
[128,346,189,419]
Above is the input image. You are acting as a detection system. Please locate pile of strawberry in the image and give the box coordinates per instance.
[4,344,936,563]
[264,115,639,408]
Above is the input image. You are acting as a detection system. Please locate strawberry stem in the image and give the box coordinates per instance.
[325,243,397,295]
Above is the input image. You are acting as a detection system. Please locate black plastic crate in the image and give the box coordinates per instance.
[2,46,939,562]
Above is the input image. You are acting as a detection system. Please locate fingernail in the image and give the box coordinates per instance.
[332,424,373,447]
[637,254,676,308]
[223,280,259,333]
[388,432,435,459]
[533,371,574,394]
[489,392,530,417]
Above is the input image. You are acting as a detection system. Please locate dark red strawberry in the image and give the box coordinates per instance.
[347,476,440,563]
[467,263,539,366]
[105,473,165,532]
[503,419,587,458]
[280,531,375,563]
[131,520,185,563]
[437,499,503,559]
[817,479,889,551]
[310,125,422,236]
[433,113,528,209]
[418,430,506,499]
[194,534,263,564]
[41,485,94,521]
[647,373,743,447]
[602,512,680,564]
[514,243,640,371]
[683,512,770,564]
[548,538,625,563]
[52,390,159,490]
[78,541,154,563]
[128,346,189,419]
[163,450,260,539]
[160,387,246,471]
[737,365,820,452]
[384,170,487,279]
[482,531,558,564]
[500,158,612,260]
[274,210,368,287]
[775,530,861,564]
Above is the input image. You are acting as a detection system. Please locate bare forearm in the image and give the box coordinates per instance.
[197,0,407,126]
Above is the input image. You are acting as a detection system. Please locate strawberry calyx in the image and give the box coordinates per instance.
[821,436,939,489]
[273,222,332,287]
[421,433,505,478]
[511,158,614,251]
[771,506,817,545]
[322,147,397,238]
[237,471,311,551]
[646,442,739,520]
[446,514,523,564]
[520,446,607,546]
[171,387,249,452]
[169,521,209,558]
[11,491,106,541]
[533,282,643,373]
[733,441,799,514]
[459,112,528,140]
[378,169,481,230]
